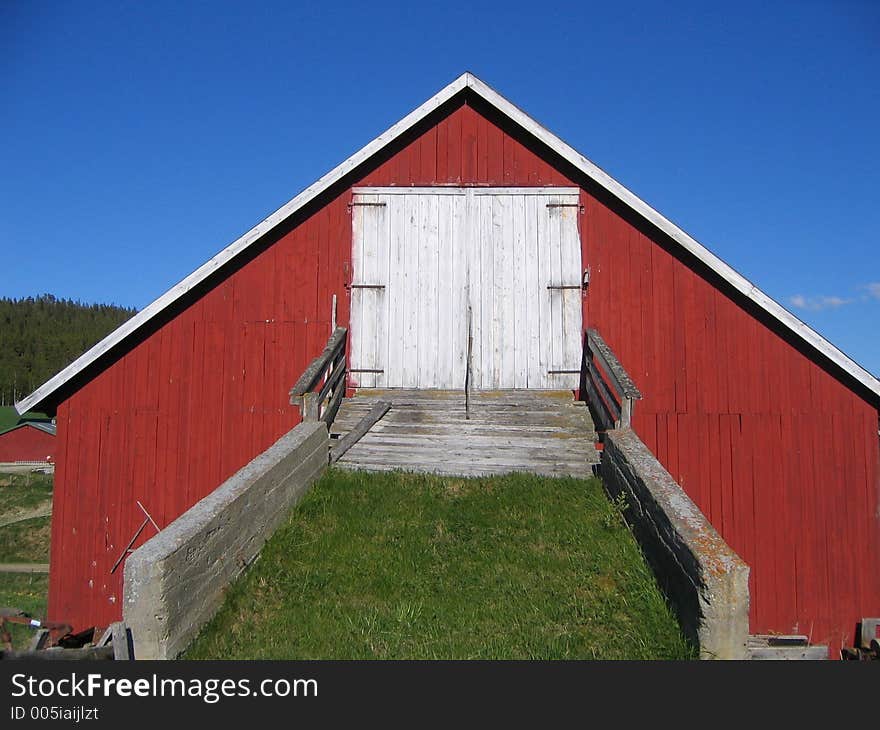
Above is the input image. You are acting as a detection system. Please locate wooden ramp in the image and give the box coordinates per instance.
[330,389,600,478]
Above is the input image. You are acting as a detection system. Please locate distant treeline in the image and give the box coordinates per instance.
[0,294,136,406]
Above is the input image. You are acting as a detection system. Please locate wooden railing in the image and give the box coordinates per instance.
[583,328,642,431]
[289,327,347,425]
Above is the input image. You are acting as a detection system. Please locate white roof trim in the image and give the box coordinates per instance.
[16,72,880,413]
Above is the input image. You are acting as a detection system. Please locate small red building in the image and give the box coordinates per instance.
[0,421,55,464]
[17,73,880,654]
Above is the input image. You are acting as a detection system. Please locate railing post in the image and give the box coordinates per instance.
[620,396,634,429]
[289,326,348,425]
[584,329,641,435]
[302,392,320,422]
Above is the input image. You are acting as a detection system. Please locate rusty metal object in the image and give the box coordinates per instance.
[1,609,73,651]
[110,500,161,574]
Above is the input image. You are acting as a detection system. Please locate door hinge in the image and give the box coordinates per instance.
[546,203,584,213]
[348,201,387,213]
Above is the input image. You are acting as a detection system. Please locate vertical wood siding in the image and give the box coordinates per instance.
[580,189,880,654]
[0,427,55,462]
[48,195,352,628]
[49,99,880,658]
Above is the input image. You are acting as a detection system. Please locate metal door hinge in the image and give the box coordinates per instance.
[348,201,387,213]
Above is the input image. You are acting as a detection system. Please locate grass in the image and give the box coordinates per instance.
[0,470,53,649]
[186,469,694,660]
[0,471,54,517]
[0,574,49,649]
[0,517,51,563]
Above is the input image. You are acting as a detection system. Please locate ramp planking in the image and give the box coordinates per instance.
[330,389,600,478]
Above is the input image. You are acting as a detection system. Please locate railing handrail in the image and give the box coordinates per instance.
[584,328,641,430]
[290,326,347,424]
[290,327,347,396]
[586,329,641,400]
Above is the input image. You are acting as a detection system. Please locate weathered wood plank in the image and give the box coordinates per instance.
[111,622,131,661]
[330,389,600,478]
[342,443,592,466]
[329,401,391,464]
[290,327,347,397]
[586,358,621,426]
[586,329,641,400]
[321,380,346,426]
[317,356,346,404]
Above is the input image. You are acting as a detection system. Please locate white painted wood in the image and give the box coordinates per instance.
[559,197,583,385]
[512,194,527,388]
[350,200,366,387]
[21,73,879,414]
[352,188,582,390]
[477,193,493,388]
[437,192,454,388]
[350,194,387,388]
[452,193,469,388]
[402,194,418,387]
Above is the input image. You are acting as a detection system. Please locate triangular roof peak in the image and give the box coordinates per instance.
[16,72,880,413]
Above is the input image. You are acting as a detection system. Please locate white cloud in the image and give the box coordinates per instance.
[788,294,854,312]
[864,282,880,300]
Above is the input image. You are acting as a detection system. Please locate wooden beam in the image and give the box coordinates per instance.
[330,401,391,464]
[317,357,347,404]
[290,327,347,398]
[586,359,621,422]
[111,622,131,660]
[586,329,642,400]
[322,382,346,427]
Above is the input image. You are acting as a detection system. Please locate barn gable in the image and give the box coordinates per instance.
[0,420,56,463]
[22,73,880,653]
[16,72,880,416]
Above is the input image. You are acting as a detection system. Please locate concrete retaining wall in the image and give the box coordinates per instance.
[123,421,328,659]
[601,428,750,659]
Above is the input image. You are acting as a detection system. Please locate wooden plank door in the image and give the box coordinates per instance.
[351,187,582,390]
[470,188,582,389]
[350,193,388,388]
[350,189,469,388]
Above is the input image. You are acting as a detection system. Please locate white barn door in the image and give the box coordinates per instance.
[350,187,582,389]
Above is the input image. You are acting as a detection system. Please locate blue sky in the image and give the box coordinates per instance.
[2,1,879,375]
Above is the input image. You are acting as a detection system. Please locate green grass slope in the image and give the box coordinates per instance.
[186,469,693,660]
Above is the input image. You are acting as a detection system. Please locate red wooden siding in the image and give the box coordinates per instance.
[49,97,880,657]
[49,194,351,628]
[580,189,880,654]
[0,425,55,462]
[47,101,574,630]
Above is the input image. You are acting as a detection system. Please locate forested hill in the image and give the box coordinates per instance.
[0,295,137,406]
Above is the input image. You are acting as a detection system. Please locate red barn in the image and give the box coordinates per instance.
[17,73,880,654]
[0,421,55,464]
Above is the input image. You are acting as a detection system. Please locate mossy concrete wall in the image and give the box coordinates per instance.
[123,422,328,659]
[601,427,750,659]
